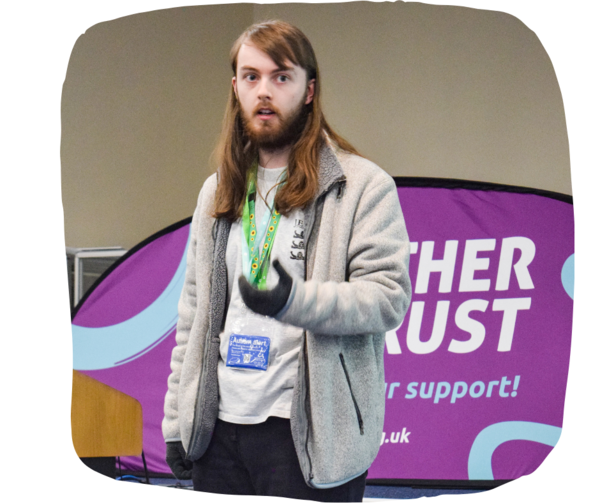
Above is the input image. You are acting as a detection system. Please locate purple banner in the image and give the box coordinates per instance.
[371,186,573,480]
[71,183,573,481]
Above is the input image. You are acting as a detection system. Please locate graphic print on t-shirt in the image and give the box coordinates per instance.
[290,218,305,261]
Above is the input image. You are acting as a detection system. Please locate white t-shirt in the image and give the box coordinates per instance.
[217,165,306,424]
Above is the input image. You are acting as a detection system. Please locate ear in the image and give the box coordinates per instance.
[305,78,315,105]
[232,76,238,99]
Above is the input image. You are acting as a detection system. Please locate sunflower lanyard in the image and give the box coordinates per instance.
[241,162,286,290]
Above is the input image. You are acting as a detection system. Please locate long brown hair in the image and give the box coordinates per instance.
[212,20,359,221]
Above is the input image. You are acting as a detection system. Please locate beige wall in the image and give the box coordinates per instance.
[61,4,252,248]
[61,2,570,249]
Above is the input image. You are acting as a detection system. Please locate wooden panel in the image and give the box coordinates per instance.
[71,370,143,457]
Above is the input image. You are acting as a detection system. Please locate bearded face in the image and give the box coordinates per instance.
[240,93,309,151]
[233,43,315,154]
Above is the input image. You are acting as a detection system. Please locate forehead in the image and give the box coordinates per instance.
[236,43,303,76]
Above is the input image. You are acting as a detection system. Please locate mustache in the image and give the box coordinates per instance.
[252,102,281,116]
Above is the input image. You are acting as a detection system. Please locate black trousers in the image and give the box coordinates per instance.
[192,417,368,501]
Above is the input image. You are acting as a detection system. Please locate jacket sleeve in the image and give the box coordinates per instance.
[276,173,412,335]
[162,190,204,443]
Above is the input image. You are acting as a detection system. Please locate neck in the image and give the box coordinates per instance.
[258,144,292,169]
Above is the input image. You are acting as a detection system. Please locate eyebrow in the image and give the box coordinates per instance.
[239,64,295,74]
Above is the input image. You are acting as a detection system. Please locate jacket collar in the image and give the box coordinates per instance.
[216,141,345,202]
[316,142,345,199]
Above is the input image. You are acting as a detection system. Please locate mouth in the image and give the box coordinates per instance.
[255,107,277,120]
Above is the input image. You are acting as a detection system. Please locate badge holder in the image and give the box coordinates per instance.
[226,304,273,372]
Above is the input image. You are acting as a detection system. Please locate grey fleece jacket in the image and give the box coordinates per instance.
[162,144,412,488]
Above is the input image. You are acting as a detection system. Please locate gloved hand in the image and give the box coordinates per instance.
[165,441,193,480]
[238,259,293,317]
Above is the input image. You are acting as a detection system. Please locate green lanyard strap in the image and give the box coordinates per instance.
[242,161,284,289]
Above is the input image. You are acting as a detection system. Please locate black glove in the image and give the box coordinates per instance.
[238,259,293,317]
[166,441,193,480]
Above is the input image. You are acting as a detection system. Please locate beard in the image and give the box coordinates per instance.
[240,97,309,152]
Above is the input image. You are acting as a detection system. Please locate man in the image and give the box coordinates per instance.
[163,20,412,501]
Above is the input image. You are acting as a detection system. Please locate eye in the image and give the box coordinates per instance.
[276,74,289,83]
[244,73,257,82]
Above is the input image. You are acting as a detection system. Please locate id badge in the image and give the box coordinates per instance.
[226,334,270,371]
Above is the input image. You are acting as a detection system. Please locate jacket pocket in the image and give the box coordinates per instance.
[339,353,365,435]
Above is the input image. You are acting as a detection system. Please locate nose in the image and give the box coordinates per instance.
[257,78,272,101]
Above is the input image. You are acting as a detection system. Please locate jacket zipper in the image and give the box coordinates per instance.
[339,353,365,435]
[302,333,314,481]
[187,218,226,458]
[301,179,342,481]
[186,282,214,458]
[298,175,348,482]
[336,177,346,199]
[302,196,316,482]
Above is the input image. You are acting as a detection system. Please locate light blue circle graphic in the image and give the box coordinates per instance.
[72,229,191,371]
[468,421,562,480]
[561,253,574,300]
